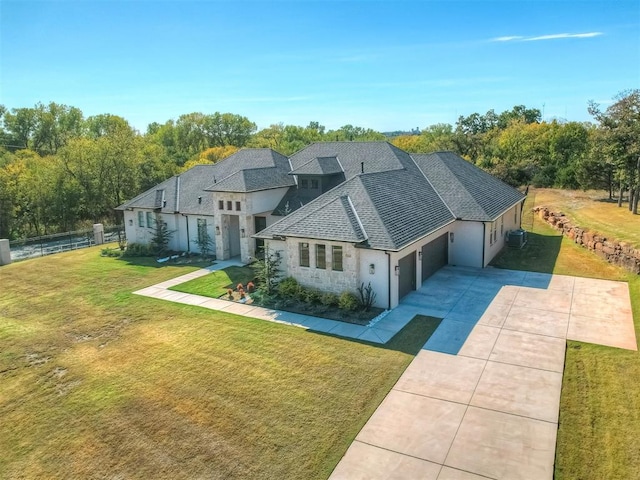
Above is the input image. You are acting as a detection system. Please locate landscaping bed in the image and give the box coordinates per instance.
[170,267,384,325]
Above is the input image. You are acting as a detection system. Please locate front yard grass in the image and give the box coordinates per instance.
[169,265,256,296]
[491,189,640,480]
[0,246,433,479]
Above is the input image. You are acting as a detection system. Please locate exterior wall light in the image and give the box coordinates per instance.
[215,226,221,235]
[395,265,400,275]
[418,251,422,261]
[128,219,133,226]
[369,263,375,274]
[241,228,245,238]
[450,232,454,243]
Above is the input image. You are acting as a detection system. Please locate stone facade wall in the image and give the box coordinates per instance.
[534,206,640,274]
[283,238,360,295]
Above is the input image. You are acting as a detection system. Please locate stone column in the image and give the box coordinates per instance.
[0,239,11,265]
[93,224,105,245]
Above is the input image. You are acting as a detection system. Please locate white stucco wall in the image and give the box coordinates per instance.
[450,221,484,268]
[183,215,216,254]
[123,209,217,254]
[483,204,522,266]
[246,188,290,215]
[357,249,389,309]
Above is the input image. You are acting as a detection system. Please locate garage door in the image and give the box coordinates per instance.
[398,251,416,300]
[421,233,448,281]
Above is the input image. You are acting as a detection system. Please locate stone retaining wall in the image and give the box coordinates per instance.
[533,206,640,274]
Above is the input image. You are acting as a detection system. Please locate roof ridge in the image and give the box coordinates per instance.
[411,153,458,220]
[431,152,494,218]
[353,174,396,246]
[344,195,368,241]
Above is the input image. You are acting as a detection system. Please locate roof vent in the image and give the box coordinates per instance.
[198,196,202,204]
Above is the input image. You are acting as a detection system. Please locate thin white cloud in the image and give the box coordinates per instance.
[491,32,603,42]
[492,36,524,42]
[525,32,603,41]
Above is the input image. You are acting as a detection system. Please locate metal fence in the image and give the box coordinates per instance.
[9,225,124,262]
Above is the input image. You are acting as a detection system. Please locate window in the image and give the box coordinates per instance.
[146,212,155,228]
[227,200,232,210]
[500,216,504,236]
[514,209,518,224]
[218,200,224,210]
[138,211,145,227]
[311,179,319,189]
[300,179,308,189]
[235,201,241,211]
[299,242,310,267]
[332,246,343,271]
[316,244,326,269]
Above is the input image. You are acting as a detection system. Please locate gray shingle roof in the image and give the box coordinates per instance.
[412,152,526,221]
[289,156,344,175]
[117,148,293,214]
[256,167,456,251]
[289,142,409,178]
[116,164,218,215]
[204,148,294,192]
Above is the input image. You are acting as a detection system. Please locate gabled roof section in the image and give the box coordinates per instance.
[289,156,344,176]
[263,194,367,243]
[412,151,526,221]
[289,141,411,179]
[117,148,292,214]
[205,148,295,192]
[256,167,456,251]
[209,166,295,192]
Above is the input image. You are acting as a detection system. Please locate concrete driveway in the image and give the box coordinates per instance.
[330,266,636,480]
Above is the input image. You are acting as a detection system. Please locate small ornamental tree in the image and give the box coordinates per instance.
[149,214,174,257]
[193,224,214,258]
[253,247,283,295]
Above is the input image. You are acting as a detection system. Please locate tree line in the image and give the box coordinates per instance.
[1,90,637,240]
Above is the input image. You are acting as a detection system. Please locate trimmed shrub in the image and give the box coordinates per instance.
[246,281,255,293]
[338,291,359,312]
[304,288,322,305]
[101,247,122,258]
[278,277,300,298]
[121,242,153,257]
[320,292,339,307]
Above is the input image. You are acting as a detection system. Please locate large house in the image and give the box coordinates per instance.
[117,142,525,309]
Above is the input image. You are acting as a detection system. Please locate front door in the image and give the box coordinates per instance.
[254,216,267,258]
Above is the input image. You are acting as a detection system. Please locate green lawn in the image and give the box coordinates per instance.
[532,188,640,248]
[169,266,256,297]
[492,189,640,480]
[0,247,436,479]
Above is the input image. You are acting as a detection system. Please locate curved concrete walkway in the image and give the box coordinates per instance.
[133,262,636,480]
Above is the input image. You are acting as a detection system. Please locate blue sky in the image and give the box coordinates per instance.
[1,0,638,132]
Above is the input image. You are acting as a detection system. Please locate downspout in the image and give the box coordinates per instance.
[482,223,486,267]
[385,251,392,310]
[185,215,190,253]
